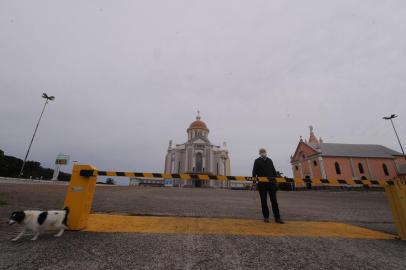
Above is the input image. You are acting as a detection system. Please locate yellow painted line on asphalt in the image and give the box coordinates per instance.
[84,214,396,240]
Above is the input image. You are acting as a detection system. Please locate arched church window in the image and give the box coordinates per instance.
[358,163,365,174]
[196,153,203,173]
[335,162,341,175]
[383,163,389,176]
[313,161,317,166]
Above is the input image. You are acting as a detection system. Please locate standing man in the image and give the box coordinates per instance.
[252,148,284,224]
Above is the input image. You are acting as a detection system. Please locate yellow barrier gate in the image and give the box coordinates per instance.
[385,181,406,239]
[64,165,98,230]
[63,164,406,239]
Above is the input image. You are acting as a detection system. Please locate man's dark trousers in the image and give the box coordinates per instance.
[258,182,280,220]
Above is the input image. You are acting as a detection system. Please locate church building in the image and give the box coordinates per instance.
[291,126,406,181]
[164,112,231,187]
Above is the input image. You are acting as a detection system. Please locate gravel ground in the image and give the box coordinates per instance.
[0,183,405,270]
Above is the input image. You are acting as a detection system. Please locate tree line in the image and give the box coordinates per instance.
[0,149,71,181]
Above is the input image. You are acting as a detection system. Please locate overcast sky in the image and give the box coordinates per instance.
[1,0,405,177]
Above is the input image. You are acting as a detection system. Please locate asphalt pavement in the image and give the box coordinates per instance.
[1,183,405,270]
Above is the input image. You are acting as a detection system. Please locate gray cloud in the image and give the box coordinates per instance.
[1,0,405,177]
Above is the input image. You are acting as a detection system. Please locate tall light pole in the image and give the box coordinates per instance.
[383,114,405,159]
[19,93,55,177]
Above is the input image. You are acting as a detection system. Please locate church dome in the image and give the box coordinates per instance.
[188,111,209,130]
[189,120,207,129]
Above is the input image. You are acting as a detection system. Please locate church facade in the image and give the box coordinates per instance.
[291,126,406,181]
[164,112,231,187]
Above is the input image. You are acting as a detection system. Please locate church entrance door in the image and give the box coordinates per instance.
[194,180,202,187]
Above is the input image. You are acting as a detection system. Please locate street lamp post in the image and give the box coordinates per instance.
[383,114,406,159]
[19,93,55,177]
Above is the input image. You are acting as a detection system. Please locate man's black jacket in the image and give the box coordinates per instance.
[252,157,278,178]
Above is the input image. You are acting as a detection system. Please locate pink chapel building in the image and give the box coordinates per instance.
[291,126,406,181]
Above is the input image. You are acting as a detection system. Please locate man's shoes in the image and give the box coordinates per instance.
[263,218,270,223]
[275,218,285,224]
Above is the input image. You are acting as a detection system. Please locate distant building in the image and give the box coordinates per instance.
[291,126,406,181]
[129,177,164,187]
[164,112,231,187]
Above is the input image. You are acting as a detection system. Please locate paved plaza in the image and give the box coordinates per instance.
[1,183,406,269]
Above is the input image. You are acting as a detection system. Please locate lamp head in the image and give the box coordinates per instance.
[42,93,55,101]
[383,114,398,120]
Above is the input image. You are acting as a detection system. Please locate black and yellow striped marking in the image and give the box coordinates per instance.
[79,170,395,188]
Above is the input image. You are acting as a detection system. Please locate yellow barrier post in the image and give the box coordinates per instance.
[64,164,98,230]
[385,181,406,240]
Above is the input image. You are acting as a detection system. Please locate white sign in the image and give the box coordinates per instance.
[55,154,70,165]
[52,153,70,180]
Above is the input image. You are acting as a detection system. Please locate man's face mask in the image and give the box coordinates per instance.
[260,152,267,158]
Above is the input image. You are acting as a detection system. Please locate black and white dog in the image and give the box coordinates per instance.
[8,207,69,241]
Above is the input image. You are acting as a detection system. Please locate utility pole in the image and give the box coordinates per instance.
[19,93,55,177]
